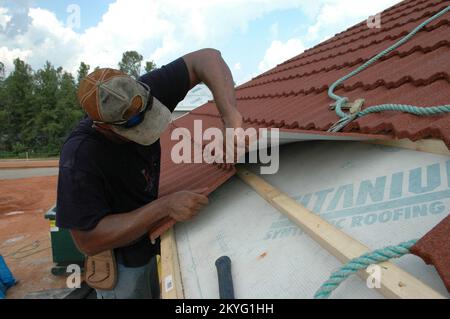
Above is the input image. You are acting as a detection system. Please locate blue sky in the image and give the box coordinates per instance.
[0,0,400,88]
[34,0,113,31]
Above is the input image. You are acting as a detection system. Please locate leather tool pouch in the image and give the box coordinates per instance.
[85,250,118,290]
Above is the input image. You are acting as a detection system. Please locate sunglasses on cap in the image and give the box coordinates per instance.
[93,81,153,129]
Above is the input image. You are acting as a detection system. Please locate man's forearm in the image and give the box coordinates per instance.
[71,198,169,256]
[183,49,240,124]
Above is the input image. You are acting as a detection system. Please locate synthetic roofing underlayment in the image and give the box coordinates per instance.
[159,0,450,196]
[174,141,450,298]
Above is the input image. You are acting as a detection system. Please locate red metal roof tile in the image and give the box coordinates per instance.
[154,0,450,239]
[411,215,450,293]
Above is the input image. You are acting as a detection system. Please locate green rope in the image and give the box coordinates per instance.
[314,239,418,299]
[328,6,450,132]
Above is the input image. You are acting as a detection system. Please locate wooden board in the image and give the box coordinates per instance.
[236,167,446,299]
[160,228,184,299]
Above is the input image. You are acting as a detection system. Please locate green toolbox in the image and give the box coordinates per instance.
[45,206,85,276]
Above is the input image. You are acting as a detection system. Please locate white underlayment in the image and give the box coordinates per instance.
[175,140,450,299]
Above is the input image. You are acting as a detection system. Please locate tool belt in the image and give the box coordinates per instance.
[85,250,117,290]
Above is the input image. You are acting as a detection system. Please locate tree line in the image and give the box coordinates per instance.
[0,51,155,158]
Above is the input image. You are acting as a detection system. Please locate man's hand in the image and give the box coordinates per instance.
[162,188,209,222]
[70,188,209,256]
[220,109,247,167]
[182,49,255,167]
[222,107,244,129]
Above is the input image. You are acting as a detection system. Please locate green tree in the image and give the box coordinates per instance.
[0,59,88,157]
[145,61,156,73]
[0,61,6,150]
[57,71,84,142]
[0,61,5,81]
[31,61,61,151]
[1,58,35,152]
[28,62,83,154]
[119,51,143,79]
[77,61,90,85]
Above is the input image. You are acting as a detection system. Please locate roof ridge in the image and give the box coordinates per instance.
[237,36,450,91]
[300,0,432,58]
[253,4,449,81]
[281,0,442,67]
[332,0,421,37]
[237,72,450,100]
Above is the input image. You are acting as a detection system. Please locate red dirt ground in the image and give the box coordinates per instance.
[0,176,67,299]
[0,160,59,169]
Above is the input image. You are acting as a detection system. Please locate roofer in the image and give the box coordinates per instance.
[56,49,244,299]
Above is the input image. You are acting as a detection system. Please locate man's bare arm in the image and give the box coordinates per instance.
[71,189,209,256]
[182,48,243,128]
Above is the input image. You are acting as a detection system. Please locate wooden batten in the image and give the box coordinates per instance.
[160,228,184,299]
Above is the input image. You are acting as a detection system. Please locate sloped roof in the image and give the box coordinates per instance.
[234,0,450,144]
[159,0,450,200]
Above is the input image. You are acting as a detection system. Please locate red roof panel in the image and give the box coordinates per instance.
[154,0,450,239]
[411,215,450,293]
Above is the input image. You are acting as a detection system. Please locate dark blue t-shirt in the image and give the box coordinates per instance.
[56,58,191,267]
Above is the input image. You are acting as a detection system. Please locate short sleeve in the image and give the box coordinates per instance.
[56,167,111,231]
[139,58,191,112]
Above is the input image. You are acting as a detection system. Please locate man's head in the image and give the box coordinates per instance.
[78,68,171,145]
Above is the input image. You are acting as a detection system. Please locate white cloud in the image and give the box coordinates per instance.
[0,7,81,73]
[0,46,31,71]
[304,0,400,44]
[0,7,11,30]
[0,0,402,78]
[258,38,305,72]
